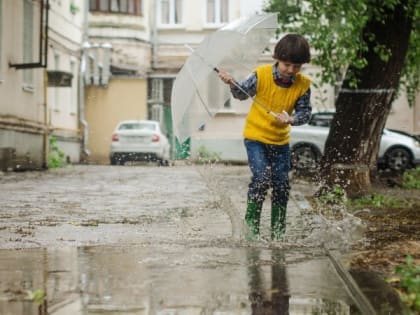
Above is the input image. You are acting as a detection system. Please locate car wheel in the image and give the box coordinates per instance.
[157,159,170,167]
[118,155,127,165]
[112,155,125,166]
[110,155,118,165]
[291,145,320,171]
[385,147,412,171]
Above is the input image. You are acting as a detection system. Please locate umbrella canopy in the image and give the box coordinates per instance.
[171,13,278,143]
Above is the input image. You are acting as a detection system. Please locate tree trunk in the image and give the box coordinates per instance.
[319,1,413,198]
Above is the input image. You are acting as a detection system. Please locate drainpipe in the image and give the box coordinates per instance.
[42,1,50,169]
[43,68,49,169]
[151,0,158,69]
[79,1,90,157]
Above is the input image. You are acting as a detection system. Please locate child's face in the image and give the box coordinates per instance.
[277,60,302,77]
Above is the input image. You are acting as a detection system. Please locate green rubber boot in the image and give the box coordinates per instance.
[245,200,263,240]
[271,205,287,240]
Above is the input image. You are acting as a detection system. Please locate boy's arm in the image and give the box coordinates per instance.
[291,88,312,126]
[218,70,257,100]
[230,73,257,100]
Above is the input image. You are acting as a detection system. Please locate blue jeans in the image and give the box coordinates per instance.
[244,139,291,207]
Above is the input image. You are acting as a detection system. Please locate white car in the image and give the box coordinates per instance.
[110,120,170,166]
[290,112,420,171]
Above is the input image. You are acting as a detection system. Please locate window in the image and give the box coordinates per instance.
[23,0,34,86]
[70,59,76,113]
[54,53,60,109]
[206,0,228,25]
[151,79,163,102]
[148,78,174,105]
[119,122,156,131]
[158,0,182,25]
[151,104,163,123]
[89,0,142,15]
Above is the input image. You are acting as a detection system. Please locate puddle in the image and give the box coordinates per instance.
[1,245,366,315]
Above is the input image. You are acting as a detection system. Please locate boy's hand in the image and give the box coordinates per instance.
[218,70,234,85]
[276,111,294,124]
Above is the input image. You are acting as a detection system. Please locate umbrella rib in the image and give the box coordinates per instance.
[189,46,277,117]
[223,55,254,73]
[173,14,280,140]
[185,62,214,118]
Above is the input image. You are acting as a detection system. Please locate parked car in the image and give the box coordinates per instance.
[110,120,170,166]
[290,112,420,171]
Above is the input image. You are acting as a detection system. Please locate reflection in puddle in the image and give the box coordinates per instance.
[0,245,363,315]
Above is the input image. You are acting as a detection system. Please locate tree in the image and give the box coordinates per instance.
[266,0,419,197]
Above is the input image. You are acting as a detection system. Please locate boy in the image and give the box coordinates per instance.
[219,34,312,240]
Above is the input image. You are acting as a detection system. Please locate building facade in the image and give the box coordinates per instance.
[47,0,85,164]
[0,0,85,170]
[84,0,152,164]
[0,0,46,170]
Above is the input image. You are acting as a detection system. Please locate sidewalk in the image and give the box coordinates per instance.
[0,164,362,250]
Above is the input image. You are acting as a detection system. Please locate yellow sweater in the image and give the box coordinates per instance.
[243,64,311,145]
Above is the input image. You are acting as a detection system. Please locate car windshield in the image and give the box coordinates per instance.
[119,122,156,131]
[309,113,334,127]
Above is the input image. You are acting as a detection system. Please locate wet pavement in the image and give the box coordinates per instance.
[0,164,387,314]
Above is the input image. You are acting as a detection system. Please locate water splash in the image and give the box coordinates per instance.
[197,164,366,252]
[196,164,245,241]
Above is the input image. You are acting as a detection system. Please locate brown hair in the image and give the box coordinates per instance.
[273,34,311,64]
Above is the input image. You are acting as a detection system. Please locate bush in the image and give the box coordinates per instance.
[195,145,221,164]
[402,168,420,189]
[48,137,67,168]
[394,255,420,314]
[349,193,410,209]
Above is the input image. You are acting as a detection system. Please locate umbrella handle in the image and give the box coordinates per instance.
[225,75,278,118]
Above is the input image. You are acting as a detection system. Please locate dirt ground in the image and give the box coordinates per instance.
[347,172,420,277]
[299,169,420,313]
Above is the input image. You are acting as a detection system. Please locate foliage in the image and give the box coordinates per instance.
[348,193,410,209]
[265,0,420,104]
[26,289,45,306]
[70,0,80,15]
[394,255,420,314]
[402,167,420,189]
[317,184,346,205]
[195,145,221,164]
[48,136,67,168]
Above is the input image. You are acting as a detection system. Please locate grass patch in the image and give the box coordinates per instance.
[390,256,420,314]
[402,168,420,189]
[348,193,412,210]
[195,145,221,164]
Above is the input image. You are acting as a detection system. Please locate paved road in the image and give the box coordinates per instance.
[0,164,359,249]
[0,164,378,315]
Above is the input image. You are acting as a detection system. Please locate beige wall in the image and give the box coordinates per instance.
[0,0,46,169]
[386,93,420,135]
[85,78,148,164]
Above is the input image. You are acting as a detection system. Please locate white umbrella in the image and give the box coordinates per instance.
[171,13,278,143]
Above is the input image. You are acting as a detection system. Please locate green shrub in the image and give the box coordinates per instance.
[394,255,420,314]
[349,193,409,209]
[402,168,420,189]
[196,145,221,164]
[48,137,67,168]
[318,185,346,205]
[27,289,45,306]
